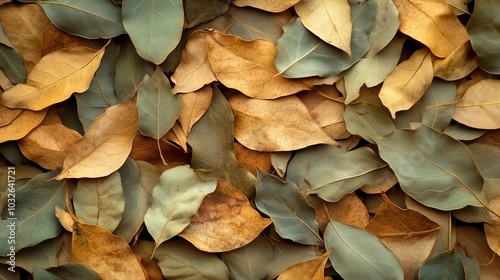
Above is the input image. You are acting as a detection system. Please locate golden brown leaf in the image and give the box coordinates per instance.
[41,23,93,56]
[457,226,495,266]
[18,124,83,170]
[55,205,75,233]
[295,0,351,56]
[1,45,105,111]
[379,48,434,118]
[433,41,477,81]
[234,142,273,176]
[177,85,212,135]
[315,193,369,233]
[0,103,21,127]
[277,251,330,280]
[0,108,47,143]
[365,195,441,280]
[229,93,338,152]
[392,0,469,58]
[171,31,216,93]
[164,121,188,152]
[54,97,138,180]
[484,198,500,255]
[72,221,146,280]
[179,180,271,252]
[207,32,312,99]
[232,0,302,12]
[0,69,14,91]
[130,131,190,169]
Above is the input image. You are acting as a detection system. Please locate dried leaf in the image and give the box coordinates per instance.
[177,85,212,135]
[33,263,103,280]
[185,0,231,28]
[315,193,369,232]
[1,45,105,111]
[232,0,302,12]
[54,97,138,180]
[417,78,456,132]
[277,252,329,280]
[234,142,273,176]
[0,108,47,143]
[365,0,400,57]
[229,94,337,152]
[433,41,478,81]
[484,198,500,255]
[55,205,74,233]
[179,180,271,252]
[418,249,480,280]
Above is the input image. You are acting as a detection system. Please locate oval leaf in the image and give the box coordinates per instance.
[418,249,480,280]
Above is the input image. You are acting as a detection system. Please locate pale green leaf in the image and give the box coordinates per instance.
[418,249,479,280]
[122,0,183,64]
[256,169,323,246]
[185,0,231,28]
[137,66,182,139]
[37,0,125,39]
[469,143,500,202]
[365,0,400,57]
[187,86,256,198]
[417,79,456,132]
[155,238,229,280]
[144,165,217,250]
[376,125,486,210]
[32,263,103,280]
[8,235,61,273]
[73,172,124,233]
[325,221,404,280]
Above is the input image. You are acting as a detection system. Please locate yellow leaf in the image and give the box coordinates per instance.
[232,0,303,13]
[54,97,138,180]
[0,103,21,127]
[177,85,213,135]
[277,251,330,280]
[171,31,217,93]
[379,48,433,118]
[179,180,271,253]
[72,221,146,280]
[207,32,312,99]
[229,93,338,152]
[433,41,477,81]
[453,79,500,129]
[0,108,47,143]
[295,0,352,56]
[1,45,106,111]
[392,0,469,58]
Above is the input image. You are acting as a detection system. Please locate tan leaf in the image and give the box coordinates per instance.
[0,69,14,91]
[0,103,21,127]
[484,198,500,255]
[18,124,83,170]
[234,142,273,177]
[54,97,138,180]
[232,0,302,12]
[457,226,495,266]
[433,41,477,81]
[1,45,106,111]
[379,48,434,118]
[178,85,213,135]
[207,32,313,99]
[171,31,216,93]
[0,108,47,143]
[130,131,190,169]
[365,195,441,280]
[392,0,469,58]
[229,93,338,152]
[277,251,330,280]
[55,205,75,233]
[453,79,500,129]
[179,180,272,253]
[72,221,146,280]
[164,122,188,152]
[0,3,51,71]
[295,0,351,56]
[315,193,369,233]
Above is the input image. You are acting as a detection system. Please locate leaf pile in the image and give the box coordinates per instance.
[0,0,499,279]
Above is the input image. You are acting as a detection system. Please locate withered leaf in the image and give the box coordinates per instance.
[232,0,302,13]
[0,108,47,143]
[277,252,329,280]
[177,85,212,135]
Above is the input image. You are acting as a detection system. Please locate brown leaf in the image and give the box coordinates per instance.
[229,93,338,152]
[164,122,188,152]
[365,195,441,280]
[232,0,302,13]
[55,205,75,233]
[433,41,477,81]
[392,0,469,58]
[379,48,434,118]
[72,221,146,280]
[54,97,138,180]
[41,23,93,56]
[277,251,330,280]
[0,108,47,143]
[207,31,313,99]
[484,198,500,255]
[315,193,369,233]
[130,131,190,169]
[171,31,217,93]
[177,85,213,135]
[1,45,106,111]
[18,124,82,170]
[0,103,21,127]
[234,141,273,176]
[457,226,495,266]
[179,180,271,252]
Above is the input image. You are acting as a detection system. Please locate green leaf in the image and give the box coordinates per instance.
[185,0,231,28]
[114,38,155,102]
[417,79,456,132]
[0,169,65,255]
[325,221,404,280]
[226,6,288,43]
[443,123,486,141]
[365,0,400,57]
[73,172,125,233]
[36,0,125,39]
[469,143,500,202]
[33,263,103,280]
[76,41,120,130]
[286,145,388,202]
[6,235,61,273]
[155,238,229,280]
[187,86,256,198]
[113,158,147,242]
[376,125,486,210]
[144,165,217,251]
[275,0,377,78]
[418,249,479,280]
[467,0,500,74]
[137,66,182,139]
[256,169,323,246]
[0,22,13,48]
[0,44,26,84]
[221,234,274,280]
[122,0,183,64]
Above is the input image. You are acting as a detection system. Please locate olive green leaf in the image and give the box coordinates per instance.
[0,44,26,84]
[33,263,103,280]
[418,249,480,280]
[185,0,231,28]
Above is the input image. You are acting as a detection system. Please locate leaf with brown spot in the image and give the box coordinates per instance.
[0,108,47,143]
[54,97,138,180]
[72,221,146,280]
[179,180,271,253]
[277,251,330,280]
